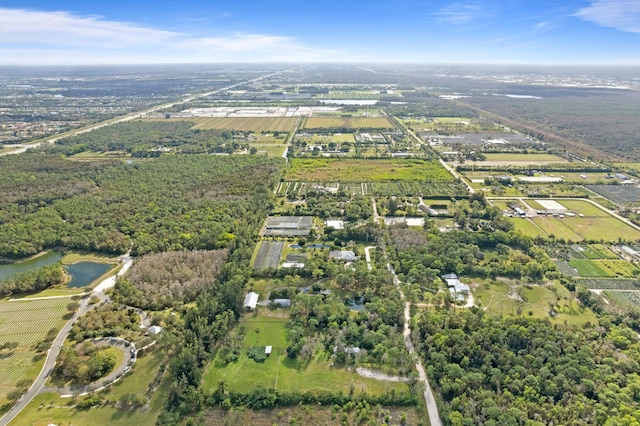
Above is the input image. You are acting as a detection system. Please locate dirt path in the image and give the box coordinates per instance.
[356,368,410,382]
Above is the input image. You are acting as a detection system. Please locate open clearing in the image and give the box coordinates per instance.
[474,280,597,325]
[460,152,568,166]
[0,297,72,404]
[190,117,298,133]
[303,117,394,130]
[202,312,408,396]
[512,199,640,242]
[286,158,452,182]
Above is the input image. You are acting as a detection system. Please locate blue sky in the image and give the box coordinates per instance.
[0,1,639,65]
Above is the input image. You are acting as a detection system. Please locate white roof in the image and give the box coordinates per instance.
[265,346,272,354]
[148,325,163,335]
[244,292,259,309]
[325,220,344,230]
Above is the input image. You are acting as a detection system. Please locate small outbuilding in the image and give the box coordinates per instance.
[148,325,163,335]
[265,346,273,356]
[244,292,259,310]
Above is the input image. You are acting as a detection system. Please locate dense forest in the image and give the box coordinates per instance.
[463,89,640,161]
[415,309,640,425]
[49,121,244,156]
[0,153,284,258]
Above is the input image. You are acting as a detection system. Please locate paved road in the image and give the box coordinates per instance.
[0,252,134,426]
[40,338,134,397]
[0,293,102,426]
[0,70,288,158]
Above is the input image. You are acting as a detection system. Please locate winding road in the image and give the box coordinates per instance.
[0,254,133,426]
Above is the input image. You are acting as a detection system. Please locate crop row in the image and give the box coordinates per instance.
[577,278,640,290]
[278,181,468,198]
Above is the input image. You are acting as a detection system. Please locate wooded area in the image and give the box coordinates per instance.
[0,153,284,258]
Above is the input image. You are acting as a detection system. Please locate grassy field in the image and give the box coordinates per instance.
[569,259,611,277]
[512,218,548,237]
[511,200,640,242]
[286,158,452,182]
[61,251,119,265]
[0,297,72,405]
[303,117,394,130]
[251,145,287,157]
[474,280,597,325]
[482,153,568,163]
[12,348,168,425]
[202,312,409,396]
[191,117,298,133]
[531,217,583,241]
[581,244,619,259]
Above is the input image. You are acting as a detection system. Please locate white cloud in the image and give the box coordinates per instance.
[434,3,485,25]
[576,0,640,33]
[0,8,349,64]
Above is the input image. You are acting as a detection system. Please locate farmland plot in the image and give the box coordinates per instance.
[253,241,284,270]
[191,117,298,133]
[0,297,72,403]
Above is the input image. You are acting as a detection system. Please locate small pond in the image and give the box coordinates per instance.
[65,262,113,288]
[0,251,63,282]
[0,252,113,289]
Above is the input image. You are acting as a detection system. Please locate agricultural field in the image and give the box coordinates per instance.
[578,278,640,290]
[286,158,452,182]
[276,181,467,198]
[594,260,639,278]
[303,117,394,130]
[474,280,597,325]
[585,184,640,205]
[250,145,287,157]
[313,91,395,100]
[252,241,285,270]
[568,259,610,277]
[202,312,409,395]
[0,297,73,405]
[510,199,640,242]
[190,117,298,133]
[576,244,619,260]
[459,152,568,167]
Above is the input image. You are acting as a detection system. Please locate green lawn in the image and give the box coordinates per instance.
[512,218,547,238]
[482,153,567,163]
[202,312,408,395]
[11,349,169,425]
[569,259,611,277]
[532,217,583,241]
[474,280,597,325]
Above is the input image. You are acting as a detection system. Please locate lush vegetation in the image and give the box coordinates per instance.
[0,263,65,297]
[0,153,284,258]
[54,341,119,384]
[416,309,640,425]
[51,120,243,156]
[286,158,453,182]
